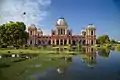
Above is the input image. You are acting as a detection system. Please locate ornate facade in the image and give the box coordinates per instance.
[27,17,96,46]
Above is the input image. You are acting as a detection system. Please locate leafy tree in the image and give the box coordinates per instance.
[110,39,119,44]
[96,35,110,44]
[0,21,29,48]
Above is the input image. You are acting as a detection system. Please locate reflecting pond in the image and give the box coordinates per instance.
[0,48,120,80]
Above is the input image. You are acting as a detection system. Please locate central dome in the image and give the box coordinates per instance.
[56,17,68,27]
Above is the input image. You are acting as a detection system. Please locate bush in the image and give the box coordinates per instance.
[13,45,20,49]
[8,51,11,53]
[24,45,28,49]
[1,44,7,48]
[115,44,120,51]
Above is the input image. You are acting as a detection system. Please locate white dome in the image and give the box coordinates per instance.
[81,29,86,32]
[28,24,37,30]
[56,17,68,26]
[87,24,95,28]
[38,28,42,32]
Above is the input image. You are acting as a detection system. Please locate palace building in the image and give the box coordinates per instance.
[27,17,96,46]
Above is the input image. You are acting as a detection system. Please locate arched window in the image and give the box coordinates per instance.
[56,40,59,45]
[30,40,32,45]
[60,39,63,45]
[38,40,41,45]
[69,32,71,35]
[64,40,67,45]
[30,31,32,35]
[48,40,51,45]
[69,40,71,44]
[83,40,86,45]
[91,40,94,45]
[91,31,94,35]
[52,32,55,35]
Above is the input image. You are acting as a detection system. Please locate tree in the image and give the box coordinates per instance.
[96,35,110,44]
[110,39,119,44]
[0,21,29,48]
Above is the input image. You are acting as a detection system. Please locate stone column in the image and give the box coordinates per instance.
[88,40,90,45]
[86,40,87,45]
[51,40,53,45]
[87,30,89,35]
[94,39,96,45]
[65,29,67,35]
[89,40,91,45]
[71,40,72,45]
[33,38,36,46]
[89,30,91,36]
[93,30,95,36]
[67,39,69,45]
[59,39,60,45]
[36,39,38,45]
[55,39,56,45]
[63,39,64,45]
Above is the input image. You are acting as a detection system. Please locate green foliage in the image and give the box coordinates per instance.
[115,44,120,51]
[110,39,119,44]
[0,21,29,48]
[98,48,110,58]
[77,44,82,51]
[96,35,110,44]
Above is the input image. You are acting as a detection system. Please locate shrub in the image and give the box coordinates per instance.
[115,44,120,51]
[1,44,7,48]
[8,51,10,53]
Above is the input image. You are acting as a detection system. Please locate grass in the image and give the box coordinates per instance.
[0,48,55,54]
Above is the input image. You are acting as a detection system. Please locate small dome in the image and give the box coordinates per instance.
[81,29,86,33]
[38,28,42,32]
[81,29,86,35]
[56,17,68,26]
[87,24,96,30]
[28,24,37,30]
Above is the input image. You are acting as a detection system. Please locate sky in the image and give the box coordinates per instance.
[0,0,120,40]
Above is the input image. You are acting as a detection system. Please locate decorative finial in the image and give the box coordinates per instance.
[59,17,64,19]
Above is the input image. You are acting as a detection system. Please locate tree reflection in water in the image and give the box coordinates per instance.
[80,47,96,68]
[98,48,110,58]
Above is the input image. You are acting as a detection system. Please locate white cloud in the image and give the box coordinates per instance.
[0,0,51,27]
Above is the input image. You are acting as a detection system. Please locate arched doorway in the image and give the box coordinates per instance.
[48,40,51,45]
[38,40,41,45]
[64,40,67,45]
[57,40,59,45]
[69,40,71,44]
[60,39,63,45]
[83,40,86,45]
[30,40,32,45]
[79,40,82,45]
[91,40,94,45]
[72,40,76,46]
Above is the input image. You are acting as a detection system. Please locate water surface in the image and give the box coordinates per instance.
[0,48,120,80]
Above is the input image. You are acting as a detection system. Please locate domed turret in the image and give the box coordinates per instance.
[87,24,96,30]
[28,24,37,30]
[81,29,86,35]
[38,28,42,32]
[56,17,68,27]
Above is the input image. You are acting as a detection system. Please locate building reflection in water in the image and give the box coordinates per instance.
[57,57,72,74]
[80,47,96,68]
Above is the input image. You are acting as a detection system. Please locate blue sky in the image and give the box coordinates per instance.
[0,0,120,40]
[42,0,120,40]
